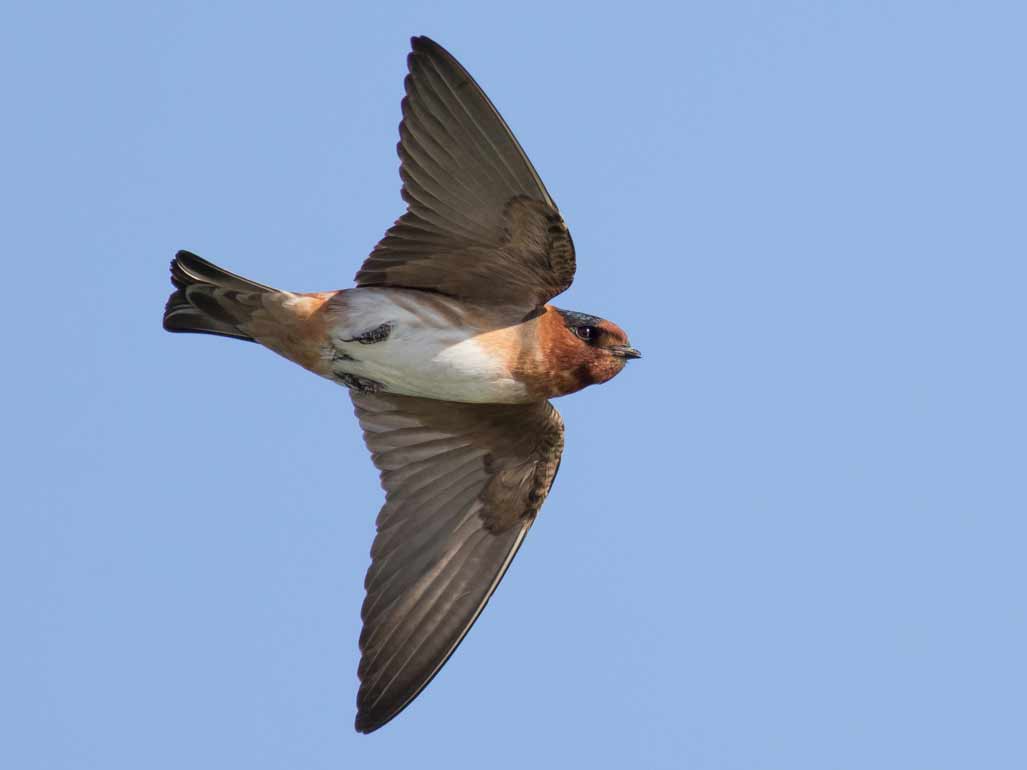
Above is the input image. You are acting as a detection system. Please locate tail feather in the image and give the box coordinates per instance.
[163,250,275,341]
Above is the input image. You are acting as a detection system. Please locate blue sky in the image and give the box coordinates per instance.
[5,1,1026,767]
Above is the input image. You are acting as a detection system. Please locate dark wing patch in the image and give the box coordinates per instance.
[355,36,575,307]
[350,392,565,733]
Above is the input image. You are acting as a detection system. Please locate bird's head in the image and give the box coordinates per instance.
[544,308,641,395]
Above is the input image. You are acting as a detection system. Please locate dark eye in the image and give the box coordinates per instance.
[574,325,598,343]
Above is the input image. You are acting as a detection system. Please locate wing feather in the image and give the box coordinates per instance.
[350,392,564,733]
[355,36,575,306]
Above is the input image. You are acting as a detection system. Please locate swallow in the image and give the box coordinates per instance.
[163,36,640,733]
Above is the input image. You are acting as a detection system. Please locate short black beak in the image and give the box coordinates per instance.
[610,345,642,360]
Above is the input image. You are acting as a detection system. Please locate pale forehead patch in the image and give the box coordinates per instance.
[555,309,604,329]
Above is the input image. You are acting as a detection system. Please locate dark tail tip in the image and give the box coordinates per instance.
[162,250,271,341]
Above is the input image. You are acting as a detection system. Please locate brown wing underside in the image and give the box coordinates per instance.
[355,36,576,308]
[350,391,564,733]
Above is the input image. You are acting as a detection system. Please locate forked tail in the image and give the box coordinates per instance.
[163,250,276,342]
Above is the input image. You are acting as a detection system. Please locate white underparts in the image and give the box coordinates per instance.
[322,288,531,404]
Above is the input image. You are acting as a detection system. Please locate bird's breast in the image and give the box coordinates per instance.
[320,288,538,404]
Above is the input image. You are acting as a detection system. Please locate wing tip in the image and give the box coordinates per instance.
[355,676,415,734]
[408,36,458,71]
[410,35,437,50]
[354,710,386,734]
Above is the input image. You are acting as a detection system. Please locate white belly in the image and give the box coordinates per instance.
[322,288,531,404]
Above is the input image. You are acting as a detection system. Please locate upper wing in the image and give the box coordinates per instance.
[354,36,576,307]
[350,392,565,733]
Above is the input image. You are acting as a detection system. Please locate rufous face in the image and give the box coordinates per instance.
[554,308,641,389]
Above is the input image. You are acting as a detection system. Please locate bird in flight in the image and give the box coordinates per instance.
[163,35,640,733]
